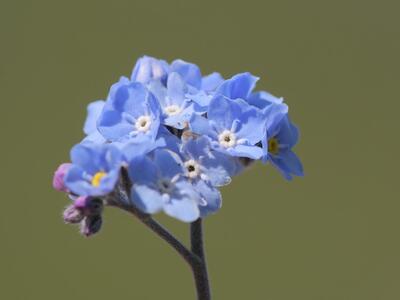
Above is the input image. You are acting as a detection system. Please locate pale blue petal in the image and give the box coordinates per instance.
[70,144,98,174]
[271,150,304,180]
[194,180,222,217]
[235,105,266,144]
[208,95,241,130]
[131,184,164,214]
[217,72,258,100]
[170,59,202,89]
[154,149,183,179]
[189,114,218,139]
[84,100,105,135]
[247,91,283,109]
[131,56,169,84]
[128,155,158,184]
[167,72,187,105]
[163,197,200,223]
[122,136,166,161]
[202,72,224,91]
[229,145,264,159]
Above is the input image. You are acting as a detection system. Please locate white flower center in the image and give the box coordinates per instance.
[135,116,152,132]
[184,159,201,179]
[218,130,237,148]
[164,105,182,116]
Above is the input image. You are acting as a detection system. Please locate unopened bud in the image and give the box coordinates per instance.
[53,163,72,192]
[80,215,103,237]
[74,197,103,217]
[63,205,84,224]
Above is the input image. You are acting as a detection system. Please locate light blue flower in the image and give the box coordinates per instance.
[190,95,266,159]
[149,72,198,129]
[97,78,162,144]
[64,143,123,196]
[131,56,169,84]
[262,115,304,180]
[128,149,200,222]
[179,137,234,216]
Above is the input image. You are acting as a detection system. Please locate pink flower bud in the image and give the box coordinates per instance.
[53,163,71,192]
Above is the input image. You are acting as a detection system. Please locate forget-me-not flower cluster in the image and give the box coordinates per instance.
[53,55,303,235]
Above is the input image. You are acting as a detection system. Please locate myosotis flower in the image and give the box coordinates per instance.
[53,55,304,300]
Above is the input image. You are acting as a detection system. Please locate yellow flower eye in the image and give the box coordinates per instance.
[91,172,107,187]
[268,138,279,155]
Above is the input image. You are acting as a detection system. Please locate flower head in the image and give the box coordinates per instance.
[190,95,267,159]
[128,149,201,222]
[97,79,162,144]
[179,137,234,216]
[64,143,123,196]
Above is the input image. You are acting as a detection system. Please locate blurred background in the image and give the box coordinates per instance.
[1,0,399,299]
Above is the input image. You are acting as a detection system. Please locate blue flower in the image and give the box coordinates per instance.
[128,149,200,222]
[190,95,266,159]
[149,72,198,129]
[131,56,169,84]
[82,100,107,144]
[179,137,234,216]
[262,115,304,180]
[64,143,123,196]
[97,78,162,144]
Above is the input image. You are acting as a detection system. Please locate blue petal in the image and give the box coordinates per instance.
[128,155,159,184]
[163,196,200,222]
[276,116,299,148]
[131,184,164,214]
[235,103,267,144]
[189,114,218,139]
[81,131,107,145]
[148,80,168,108]
[131,56,169,84]
[167,72,187,105]
[202,72,224,91]
[193,180,222,217]
[181,136,210,160]
[247,91,283,109]
[271,150,304,180]
[188,90,212,108]
[229,145,264,159]
[208,95,242,131]
[97,109,132,140]
[217,72,258,100]
[154,149,183,179]
[264,103,289,137]
[64,165,91,195]
[84,100,105,135]
[70,144,98,174]
[170,59,202,89]
[122,136,166,161]
[201,156,232,186]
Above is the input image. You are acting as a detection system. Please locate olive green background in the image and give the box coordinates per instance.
[1,0,399,299]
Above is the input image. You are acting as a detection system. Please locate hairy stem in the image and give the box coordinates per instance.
[191,218,211,300]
